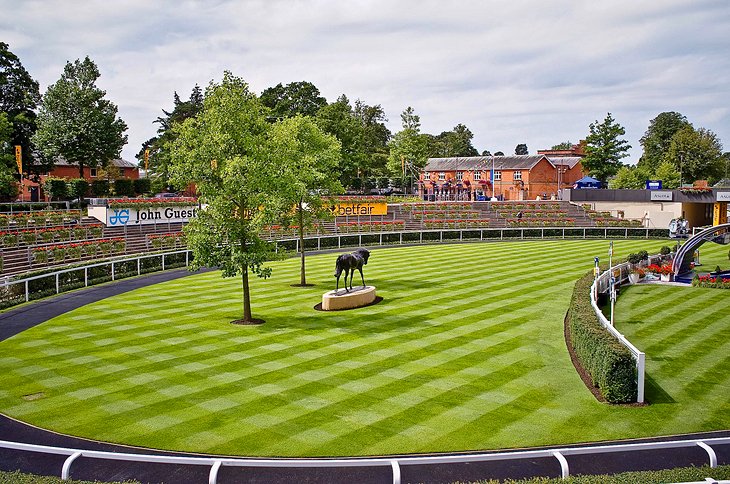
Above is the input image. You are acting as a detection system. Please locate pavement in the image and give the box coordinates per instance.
[1,268,728,483]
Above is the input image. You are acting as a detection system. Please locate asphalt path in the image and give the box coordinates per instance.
[0,268,728,483]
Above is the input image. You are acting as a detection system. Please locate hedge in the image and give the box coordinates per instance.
[567,270,637,403]
[0,470,138,483]
[113,178,135,197]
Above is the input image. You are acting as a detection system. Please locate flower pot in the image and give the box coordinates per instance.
[660,273,672,282]
[628,273,640,284]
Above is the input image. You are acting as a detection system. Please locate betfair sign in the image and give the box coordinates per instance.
[331,201,388,216]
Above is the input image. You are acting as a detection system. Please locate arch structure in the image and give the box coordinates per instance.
[673,223,730,276]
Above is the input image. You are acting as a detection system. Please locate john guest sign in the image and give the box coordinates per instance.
[90,205,199,226]
[331,200,387,216]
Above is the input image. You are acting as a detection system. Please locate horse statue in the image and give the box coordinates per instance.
[334,248,370,294]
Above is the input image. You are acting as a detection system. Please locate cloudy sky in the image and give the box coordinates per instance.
[2,0,729,164]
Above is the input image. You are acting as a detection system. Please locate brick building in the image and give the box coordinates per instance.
[419,154,584,201]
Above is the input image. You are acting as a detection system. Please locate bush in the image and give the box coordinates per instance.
[660,245,671,255]
[42,177,68,200]
[113,178,135,197]
[625,253,642,264]
[67,178,90,200]
[90,179,110,197]
[133,177,152,195]
[567,270,637,403]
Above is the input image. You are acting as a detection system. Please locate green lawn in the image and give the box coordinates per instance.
[0,240,727,457]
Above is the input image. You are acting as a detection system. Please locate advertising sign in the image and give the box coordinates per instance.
[717,192,730,202]
[714,202,728,225]
[89,205,199,226]
[332,201,388,216]
[645,180,662,190]
[650,191,673,201]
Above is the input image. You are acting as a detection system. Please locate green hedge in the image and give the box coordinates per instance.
[0,470,138,483]
[567,270,637,403]
[461,464,730,484]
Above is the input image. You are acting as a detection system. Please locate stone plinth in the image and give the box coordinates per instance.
[322,286,376,311]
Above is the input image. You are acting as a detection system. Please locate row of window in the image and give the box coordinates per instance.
[424,171,522,182]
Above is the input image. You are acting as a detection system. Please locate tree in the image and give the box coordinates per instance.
[0,112,19,199]
[387,107,428,192]
[582,113,631,181]
[0,42,47,178]
[270,115,342,285]
[260,81,327,119]
[664,126,724,185]
[638,111,691,172]
[494,151,505,156]
[168,72,280,324]
[315,95,365,188]
[481,149,492,156]
[33,57,127,178]
[551,141,573,150]
[353,99,390,177]
[515,143,528,155]
[426,123,479,157]
[608,165,651,189]
[653,161,681,189]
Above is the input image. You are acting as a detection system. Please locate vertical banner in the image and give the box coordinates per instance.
[15,145,22,174]
[714,202,728,226]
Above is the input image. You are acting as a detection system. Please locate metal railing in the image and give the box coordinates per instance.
[1,436,728,483]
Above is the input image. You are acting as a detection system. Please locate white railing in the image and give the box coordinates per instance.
[0,250,191,305]
[1,437,728,483]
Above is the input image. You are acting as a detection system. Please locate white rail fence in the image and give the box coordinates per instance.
[1,437,728,483]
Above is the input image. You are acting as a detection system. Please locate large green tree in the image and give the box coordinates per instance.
[260,81,327,120]
[168,72,281,324]
[425,123,479,158]
[551,141,573,150]
[0,42,48,177]
[0,112,19,199]
[664,126,724,185]
[638,111,691,172]
[315,95,364,188]
[270,115,342,285]
[387,107,428,192]
[353,99,390,178]
[608,164,651,189]
[33,57,127,178]
[582,113,631,181]
[515,143,528,155]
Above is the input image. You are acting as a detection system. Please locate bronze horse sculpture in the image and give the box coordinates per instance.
[334,248,370,294]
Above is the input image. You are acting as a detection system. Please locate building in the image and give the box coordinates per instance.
[419,155,584,201]
[19,158,140,202]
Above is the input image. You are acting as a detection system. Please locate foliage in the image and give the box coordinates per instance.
[90,179,110,197]
[515,143,528,155]
[425,123,479,158]
[652,160,681,188]
[607,164,651,189]
[33,57,128,178]
[107,197,197,209]
[260,80,327,119]
[113,178,135,197]
[67,178,89,200]
[0,42,48,178]
[42,177,68,200]
[269,115,342,285]
[664,126,724,184]
[551,141,573,150]
[387,107,428,192]
[567,270,637,403]
[659,245,671,255]
[582,113,631,181]
[133,177,151,195]
[168,72,281,322]
[692,274,730,289]
[315,95,365,188]
[638,111,691,172]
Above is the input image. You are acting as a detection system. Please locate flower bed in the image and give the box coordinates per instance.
[262,224,328,237]
[0,210,82,228]
[148,232,186,249]
[497,210,568,218]
[506,218,575,227]
[0,224,104,248]
[594,218,643,227]
[336,220,406,233]
[402,202,472,212]
[107,197,198,209]
[330,196,386,204]
[493,202,561,210]
[31,238,126,265]
[423,219,490,229]
[645,263,673,275]
[692,274,730,289]
[412,210,481,219]
[680,187,713,195]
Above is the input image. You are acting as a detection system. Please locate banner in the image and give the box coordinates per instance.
[331,200,387,216]
[15,145,22,174]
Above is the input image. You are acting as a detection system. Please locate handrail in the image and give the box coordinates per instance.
[1,437,728,483]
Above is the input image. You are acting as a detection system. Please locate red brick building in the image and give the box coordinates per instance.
[419,155,584,201]
[19,158,139,202]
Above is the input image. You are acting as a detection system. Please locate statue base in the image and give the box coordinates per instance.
[322,286,376,311]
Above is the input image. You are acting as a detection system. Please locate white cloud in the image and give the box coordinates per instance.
[1,0,728,162]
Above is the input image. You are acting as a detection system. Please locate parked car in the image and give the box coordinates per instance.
[154,192,180,198]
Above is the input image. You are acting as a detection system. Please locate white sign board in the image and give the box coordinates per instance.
[89,205,198,226]
[650,191,673,201]
[717,192,730,202]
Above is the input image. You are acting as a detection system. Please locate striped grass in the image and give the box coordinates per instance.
[0,240,727,457]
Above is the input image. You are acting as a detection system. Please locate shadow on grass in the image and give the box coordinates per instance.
[645,373,676,404]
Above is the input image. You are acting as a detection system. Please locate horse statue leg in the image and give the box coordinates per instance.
[358,266,365,288]
[347,268,353,292]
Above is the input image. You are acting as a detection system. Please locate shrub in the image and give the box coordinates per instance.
[113,178,135,197]
[90,179,110,197]
[133,177,152,195]
[67,178,90,200]
[567,270,637,403]
[660,245,671,255]
[42,177,68,200]
[625,253,642,264]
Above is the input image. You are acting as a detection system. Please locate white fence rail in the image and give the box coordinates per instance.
[1,437,728,483]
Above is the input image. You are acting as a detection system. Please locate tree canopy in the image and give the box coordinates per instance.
[425,123,479,158]
[33,57,127,178]
[260,81,327,119]
[515,143,528,155]
[582,113,631,181]
[551,141,573,150]
[387,107,428,192]
[665,126,724,185]
[638,111,691,172]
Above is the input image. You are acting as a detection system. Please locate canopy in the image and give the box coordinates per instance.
[573,176,602,189]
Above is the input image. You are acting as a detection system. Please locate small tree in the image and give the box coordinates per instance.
[583,113,631,181]
[515,143,528,155]
[90,179,110,197]
[67,178,89,202]
[270,115,342,286]
[133,178,151,195]
[113,178,135,197]
[43,177,68,201]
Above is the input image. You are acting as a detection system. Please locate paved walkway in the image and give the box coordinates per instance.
[1,269,728,483]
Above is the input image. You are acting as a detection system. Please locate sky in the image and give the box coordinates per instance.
[2,0,729,165]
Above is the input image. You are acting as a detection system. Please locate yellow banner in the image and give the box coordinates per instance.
[714,202,728,225]
[332,201,388,216]
[15,145,22,174]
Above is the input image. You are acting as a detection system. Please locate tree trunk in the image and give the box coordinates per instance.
[78,163,84,179]
[242,266,252,322]
[298,201,306,285]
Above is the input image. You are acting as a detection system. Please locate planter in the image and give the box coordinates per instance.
[628,273,640,284]
[660,273,672,282]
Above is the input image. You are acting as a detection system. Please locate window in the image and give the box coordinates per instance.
[423,171,429,181]
[514,171,522,181]
[456,171,463,181]
[474,171,481,181]
[90,168,98,178]
[494,171,501,181]
[438,172,445,181]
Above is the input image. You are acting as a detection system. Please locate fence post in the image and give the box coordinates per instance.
[637,352,645,403]
[162,254,166,271]
[25,280,29,302]
[61,451,82,480]
[552,451,569,478]
[84,267,88,287]
[56,273,59,295]
[391,460,401,484]
[208,460,222,484]
[111,262,115,281]
[137,258,141,276]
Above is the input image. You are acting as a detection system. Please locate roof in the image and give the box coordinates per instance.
[547,156,582,169]
[424,155,549,172]
[713,178,730,188]
[54,157,138,169]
